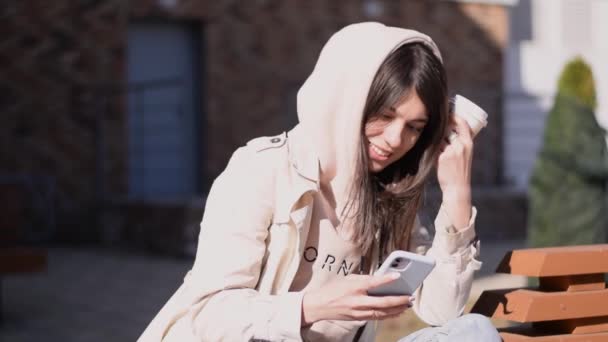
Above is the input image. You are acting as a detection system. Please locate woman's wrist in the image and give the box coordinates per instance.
[301,291,323,326]
[440,184,471,203]
[441,187,472,231]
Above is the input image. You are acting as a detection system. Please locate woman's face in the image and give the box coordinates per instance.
[364,91,428,173]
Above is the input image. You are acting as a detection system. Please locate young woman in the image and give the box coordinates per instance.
[139,22,500,342]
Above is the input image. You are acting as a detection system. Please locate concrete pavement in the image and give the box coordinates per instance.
[0,239,527,342]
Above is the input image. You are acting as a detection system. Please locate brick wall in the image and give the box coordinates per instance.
[0,0,509,241]
[203,0,508,186]
[0,1,129,210]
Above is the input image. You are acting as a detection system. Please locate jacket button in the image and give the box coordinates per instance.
[270,137,281,143]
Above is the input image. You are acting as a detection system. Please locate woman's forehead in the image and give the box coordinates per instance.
[391,93,428,120]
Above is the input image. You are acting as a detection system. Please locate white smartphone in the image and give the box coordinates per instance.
[367,250,436,296]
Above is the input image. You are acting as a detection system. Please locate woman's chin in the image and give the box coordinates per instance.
[369,160,386,173]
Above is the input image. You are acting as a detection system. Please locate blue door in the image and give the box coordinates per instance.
[127,22,201,199]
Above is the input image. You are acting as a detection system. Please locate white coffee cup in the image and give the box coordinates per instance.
[450,94,488,138]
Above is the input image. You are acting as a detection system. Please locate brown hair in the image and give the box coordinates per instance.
[346,42,449,259]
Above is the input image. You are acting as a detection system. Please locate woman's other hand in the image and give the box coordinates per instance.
[301,273,414,326]
[436,115,474,230]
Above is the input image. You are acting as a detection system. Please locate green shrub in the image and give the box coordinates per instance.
[557,57,597,110]
[527,57,608,248]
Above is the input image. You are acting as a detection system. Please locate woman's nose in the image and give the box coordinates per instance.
[384,122,404,148]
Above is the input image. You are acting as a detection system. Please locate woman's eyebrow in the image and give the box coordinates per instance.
[389,106,428,123]
[410,118,428,123]
[387,106,429,123]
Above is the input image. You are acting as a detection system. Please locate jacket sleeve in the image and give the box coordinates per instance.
[142,145,304,342]
[409,205,481,326]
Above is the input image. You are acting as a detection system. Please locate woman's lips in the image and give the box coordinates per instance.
[369,142,391,161]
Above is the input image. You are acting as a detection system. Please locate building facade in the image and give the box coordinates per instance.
[1,0,514,250]
[504,0,608,188]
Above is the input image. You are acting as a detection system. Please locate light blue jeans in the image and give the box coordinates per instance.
[397,314,501,342]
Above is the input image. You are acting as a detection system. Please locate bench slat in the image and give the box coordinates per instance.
[501,331,608,341]
[0,248,47,274]
[533,316,608,335]
[471,288,608,322]
[496,245,608,276]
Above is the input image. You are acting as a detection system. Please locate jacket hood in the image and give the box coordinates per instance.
[295,22,442,202]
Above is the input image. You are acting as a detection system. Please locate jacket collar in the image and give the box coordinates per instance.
[271,125,320,225]
[287,124,320,185]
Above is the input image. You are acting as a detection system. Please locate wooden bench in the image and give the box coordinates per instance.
[471,244,608,341]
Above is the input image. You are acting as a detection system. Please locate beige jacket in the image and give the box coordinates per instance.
[137,127,481,342]
[138,22,482,342]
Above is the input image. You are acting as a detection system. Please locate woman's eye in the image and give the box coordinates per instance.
[408,124,423,133]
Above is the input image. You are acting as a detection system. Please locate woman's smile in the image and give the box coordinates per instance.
[368,141,392,161]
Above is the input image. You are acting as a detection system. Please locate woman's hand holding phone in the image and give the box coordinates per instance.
[368,250,435,297]
[301,273,414,326]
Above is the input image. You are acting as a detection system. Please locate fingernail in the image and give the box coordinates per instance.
[409,296,416,302]
[390,272,400,279]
